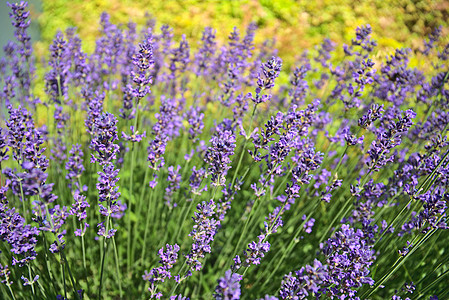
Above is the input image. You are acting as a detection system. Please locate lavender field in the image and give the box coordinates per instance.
[0,1,448,299]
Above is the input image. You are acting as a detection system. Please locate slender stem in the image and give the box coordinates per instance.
[259,199,321,288]
[19,181,27,222]
[376,150,449,246]
[127,108,140,273]
[168,259,188,297]
[140,185,155,266]
[27,264,36,300]
[81,225,86,270]
[98,213,111,299]
[131,166,151,265]
[231,104,258,187]
[230,163,279,263]
[42,233,58,294]
[36,280,47,299]
[363,213,445,298]
[413,267,449,299]
[236,199,290,281]
[173,196,196,243]
[111,227,123,298]
[61,261,67,300]
[7,284,16,300]
[61,251,81,300]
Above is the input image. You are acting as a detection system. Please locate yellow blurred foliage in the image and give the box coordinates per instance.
[34,0,448,70]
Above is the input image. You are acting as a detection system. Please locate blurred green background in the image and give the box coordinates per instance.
[30,0,448,66]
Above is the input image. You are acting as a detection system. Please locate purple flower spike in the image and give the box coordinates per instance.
[143,244,180,299]
[0,264,13,286]
[248,56,282,104]
[185,200,220,272]
[121,126,146,143]
[422,26,442,56]
[358,104,384,129]
[367,109,416,172]
[65,144,85,191]
[45,31,70,104]
[164,165,182,208]
[214,269,242,300]
[194,27,217,76]
[7,1,34,99]
[204,130,236,187]
[131,34,154,99]
[90,112,120,166]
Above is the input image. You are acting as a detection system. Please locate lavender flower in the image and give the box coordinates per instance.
[164,165,181,208]
[289,64,311,106]
[90,112,120,166]
[66,29,90,87]
[0,264,12,286]
[314,38,335,67]
[280,224,375,299]
[185,200,219,272]
[247,57,282,104]
[342,58,376,109]
[0,195,39,267]
[422,26,442,55]
[85,90,105,135]
[279,259,327,299]
[97,164,121,218]
[400,186,448,236]
[194,27,217,76]
[185,106,205,142]
[344,24,377,57]
[0,128,10,163]
[214,270,242,300]
[70,190,89,223]
[121,126,146,143]
[7,1,34,100]
[358,103,385,129]
[65,144,85,191]
[302,215,315,234]
[204,130,236,186]
[367,109,416,172]
[45,31,70,104]
[131,34,154,99]
[189,166,207,196]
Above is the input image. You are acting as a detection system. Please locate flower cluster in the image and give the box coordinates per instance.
[247,57,282,104]
[185,200,220,273]
[143,244,180,299]
[204,130,236,187]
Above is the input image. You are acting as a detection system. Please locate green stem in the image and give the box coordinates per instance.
[173,196,196,243]
[42,233,58,294]
[363,213,444,299]
[27,264,36,300]
[98,213,111,299]
[168,260,188,297]
[415,268,449,299]
[81,225,86,270]
[258,199,321,288]
[132,166,151,266]
[111,231,123,298]
[230,104,258,187]
[140,185,155,266]
[7,285,16,300]
[376,149,449,246]
[43,203,80,300]
[230,165,278,264]
[61,251,80,300]
[127,108,140,273]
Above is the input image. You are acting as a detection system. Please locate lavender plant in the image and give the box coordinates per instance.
[0,2,448,299]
